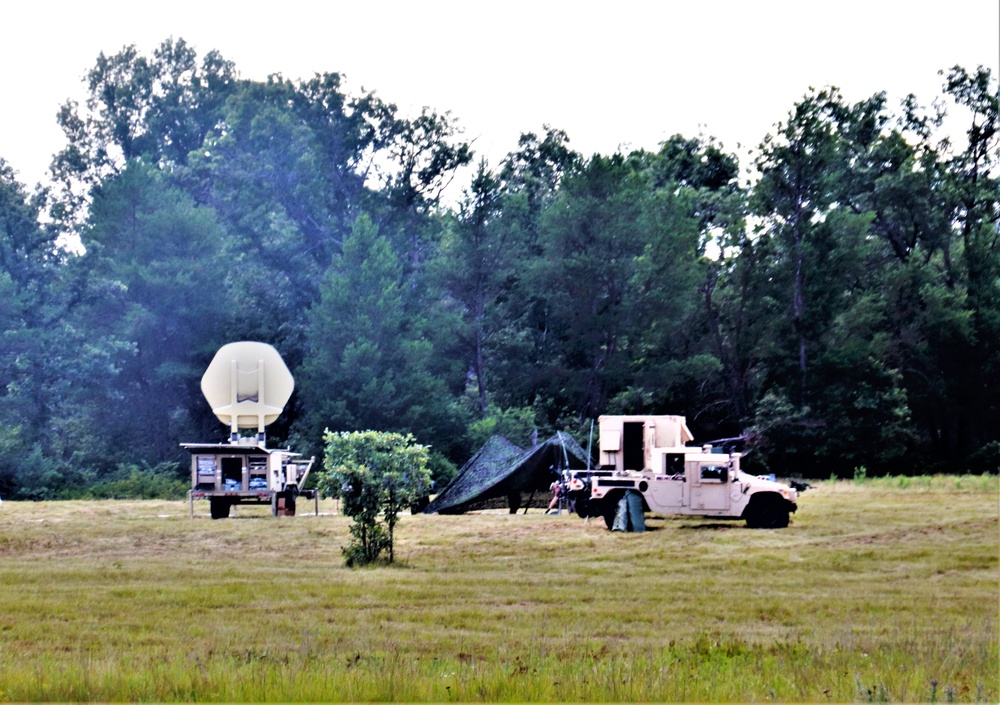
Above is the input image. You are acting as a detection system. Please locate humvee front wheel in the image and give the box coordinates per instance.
[757,508,789,529]
[745,494,790,529]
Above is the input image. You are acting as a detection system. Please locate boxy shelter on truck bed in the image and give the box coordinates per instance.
[425,432,591,514]
[598,415,694,472]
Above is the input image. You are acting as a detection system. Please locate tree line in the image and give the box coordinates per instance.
[0,38,996,499]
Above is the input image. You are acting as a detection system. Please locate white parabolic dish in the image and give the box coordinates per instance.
[201,341,294,429]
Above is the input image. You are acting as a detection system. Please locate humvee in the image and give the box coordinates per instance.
[567,415,798,529]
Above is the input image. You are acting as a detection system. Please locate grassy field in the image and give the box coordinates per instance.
[0,475,996,702]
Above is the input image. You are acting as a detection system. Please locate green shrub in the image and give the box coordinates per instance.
[85,463,188,500]
[317,430,431,566]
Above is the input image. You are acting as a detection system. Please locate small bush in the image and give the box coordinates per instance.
[317,430,431,566]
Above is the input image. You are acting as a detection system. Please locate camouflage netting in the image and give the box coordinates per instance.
[425,433,591,514]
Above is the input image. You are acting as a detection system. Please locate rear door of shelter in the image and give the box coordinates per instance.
[622,422,645,471]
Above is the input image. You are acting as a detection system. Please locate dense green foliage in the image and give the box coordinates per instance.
[0,38,996,498]
[317,430,431,566]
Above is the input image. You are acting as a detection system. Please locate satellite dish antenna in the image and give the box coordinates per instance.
[200,341,294,442]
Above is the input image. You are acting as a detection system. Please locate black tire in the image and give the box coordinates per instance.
[273,491,297,516]
[210,497,231,520]
[601,491,624,530]
[572,493,593,519]
[756,508,789,529]
[745,495,790,529]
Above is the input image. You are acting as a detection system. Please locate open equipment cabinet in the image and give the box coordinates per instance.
[183,440,316,518]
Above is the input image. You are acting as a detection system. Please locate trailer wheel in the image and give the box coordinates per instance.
[274,491,297,516]
[209,497,231,520]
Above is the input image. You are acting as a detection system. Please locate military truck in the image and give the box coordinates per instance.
[182,341,316,518]
[567,415,798,528]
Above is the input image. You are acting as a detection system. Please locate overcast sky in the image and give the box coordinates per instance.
[2,0,998,193]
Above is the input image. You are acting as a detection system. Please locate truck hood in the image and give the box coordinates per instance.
[736,470,798,503]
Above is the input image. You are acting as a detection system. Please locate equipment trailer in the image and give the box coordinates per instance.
[184,440,315,518]
[567,416,798,529]
[182,341,316,518]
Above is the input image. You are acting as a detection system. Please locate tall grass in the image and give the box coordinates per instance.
[0,477,996,701]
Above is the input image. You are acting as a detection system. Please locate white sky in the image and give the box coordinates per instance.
[2,0,998,194]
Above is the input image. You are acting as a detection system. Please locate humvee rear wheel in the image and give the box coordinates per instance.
[601,492,624,530]
[209,497,231,519]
